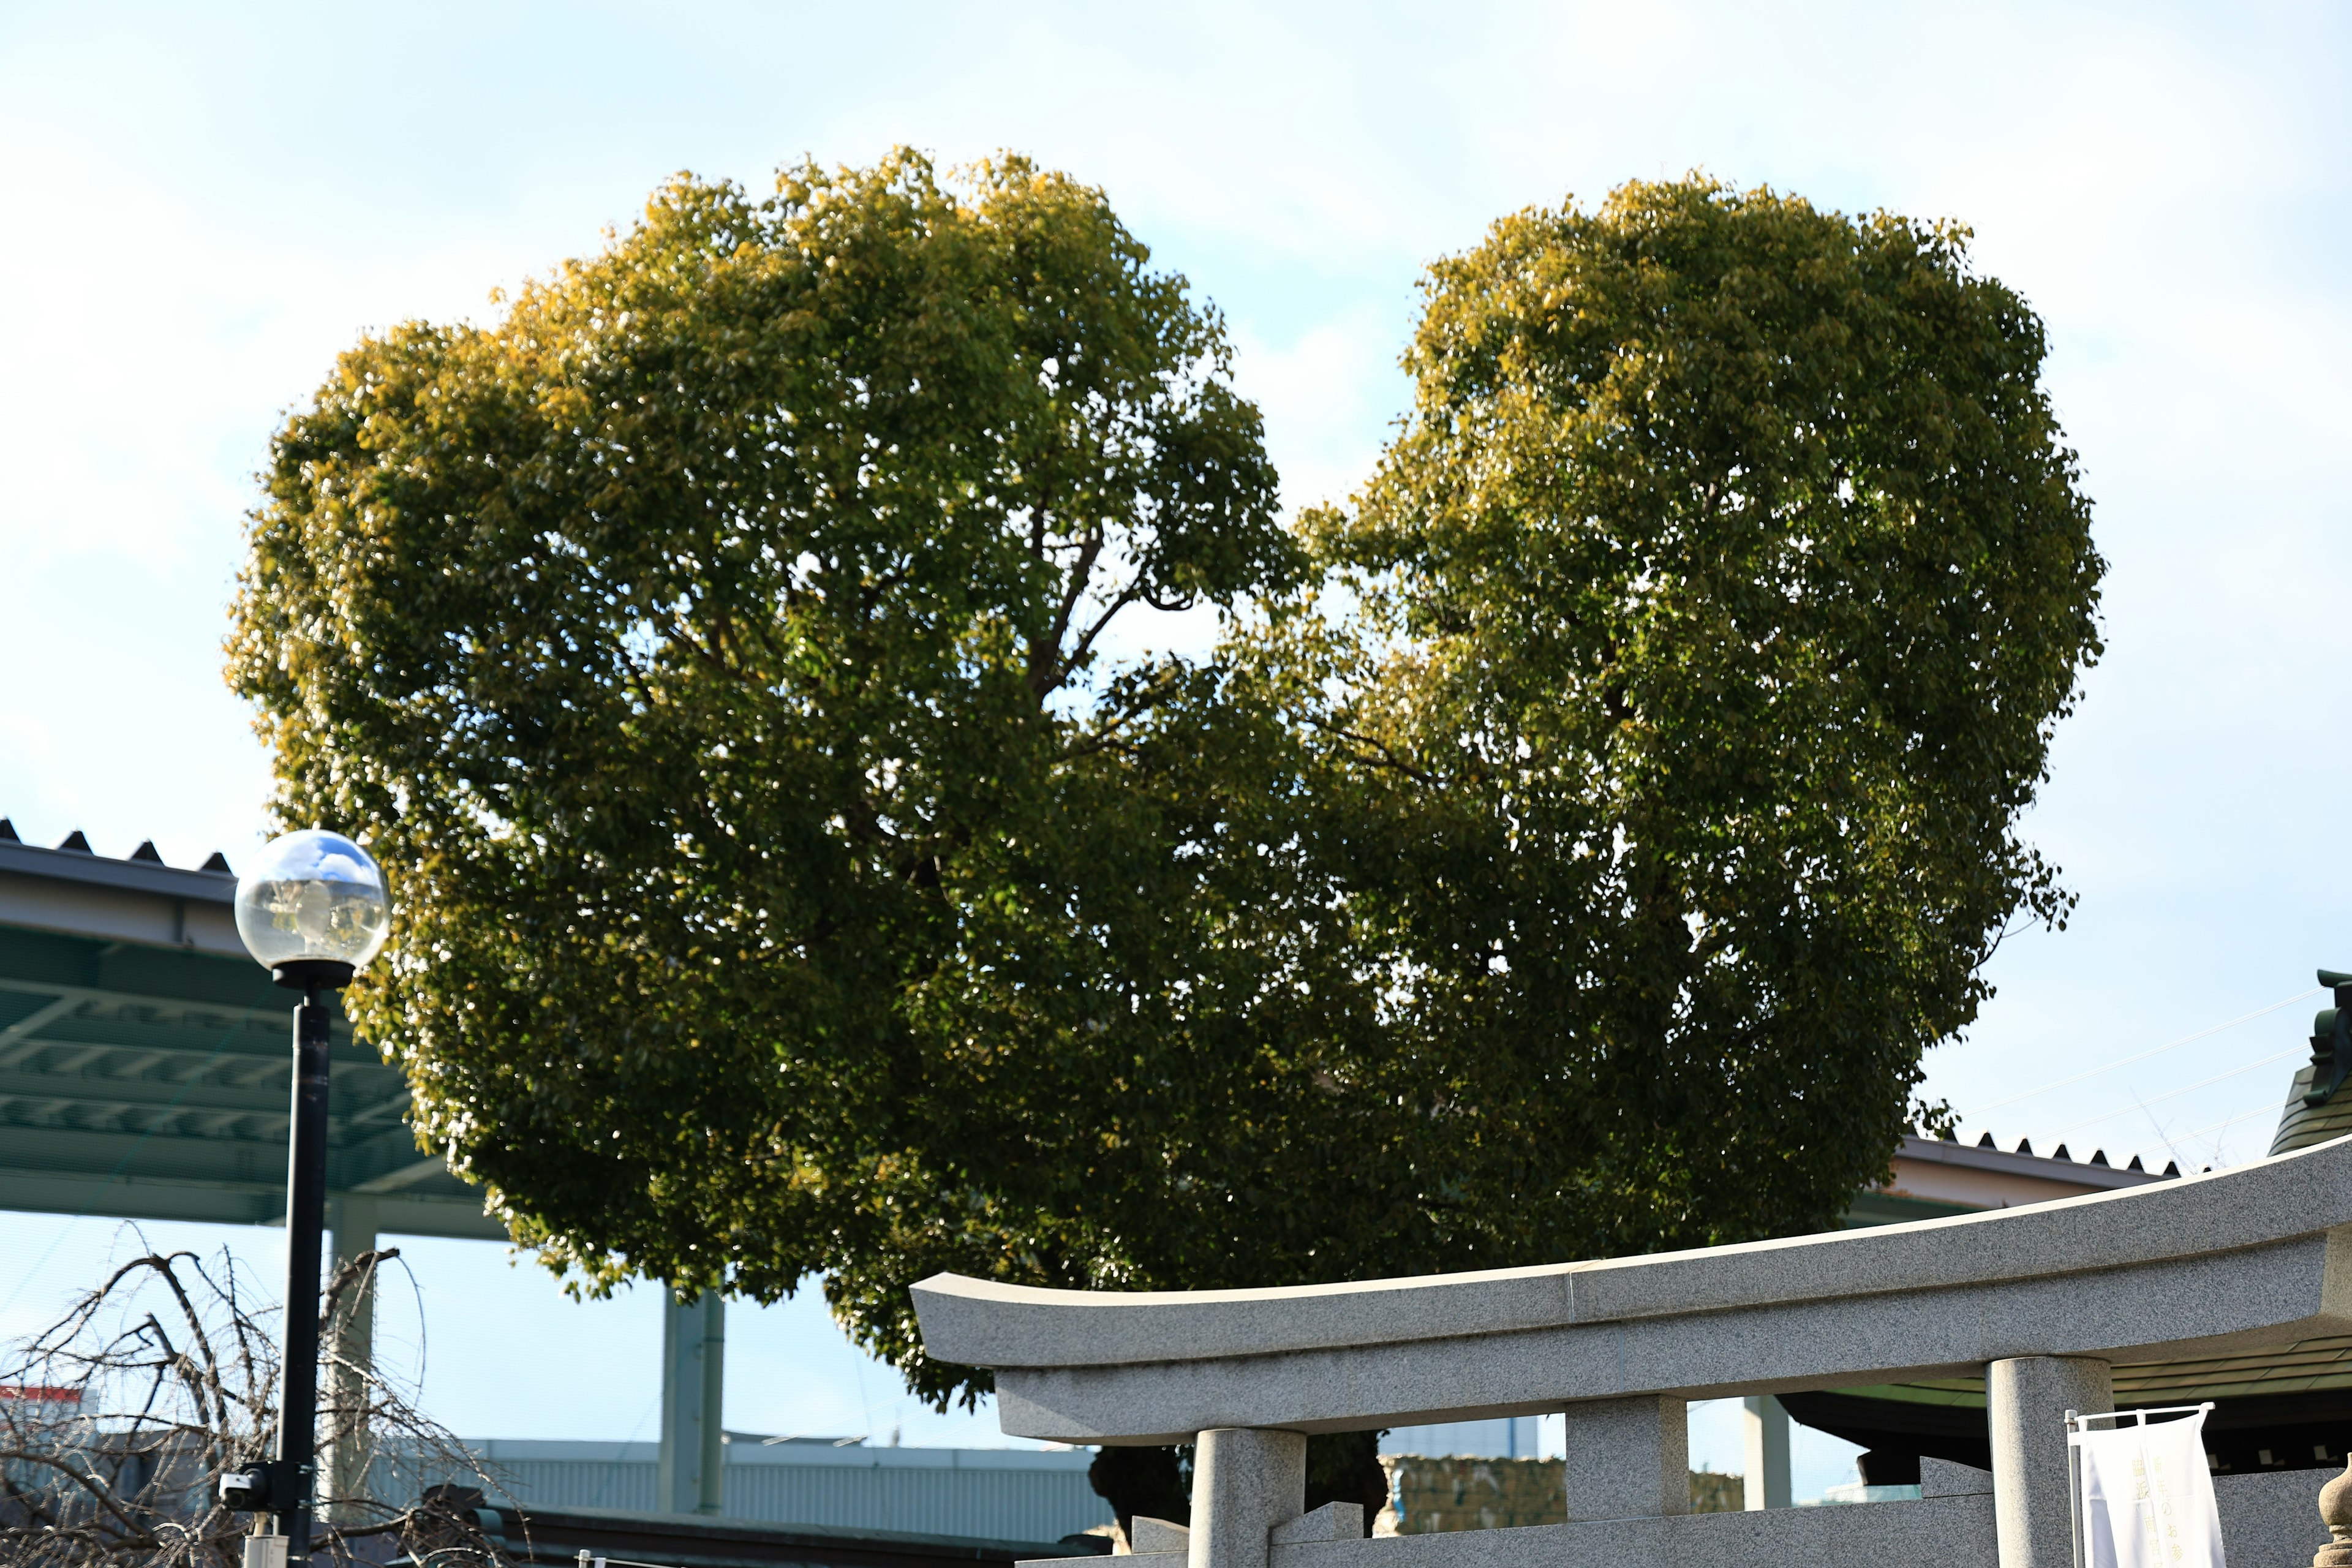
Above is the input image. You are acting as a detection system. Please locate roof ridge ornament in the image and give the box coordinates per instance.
[2305,970,2352,1109]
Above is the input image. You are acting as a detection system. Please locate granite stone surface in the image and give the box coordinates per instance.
[1133,1518,1193,1553]
[943,1132,2352,1568]
[1019,1477,2323,1568]
[1923,1457,1992,1498]
[1989,1355,2110,1568]
[1562,1396,1686,1521]
[1272,1504,1364,1544]
[991,1232,2347,1442]
[1190,1427,1306,1568]
[914,1267,1576,1374]
[1266,1492,1997,1568]
[913,1137,2352,1375]
[2214,1467,2335,1568]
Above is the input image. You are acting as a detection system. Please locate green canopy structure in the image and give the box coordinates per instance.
[0,822,735,1517]
[0,823,497,1240]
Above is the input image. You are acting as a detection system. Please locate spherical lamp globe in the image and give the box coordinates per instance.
[233,829,391,990]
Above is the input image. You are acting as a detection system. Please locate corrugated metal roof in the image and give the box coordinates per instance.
[394,1443,1110,1543]
[0,830,497,1237]
[1892,1132,2166,1188]
[0,823,239,906]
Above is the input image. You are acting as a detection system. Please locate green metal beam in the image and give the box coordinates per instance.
[0,845,503,1243]
[0,1167,505,1238]
[0,1065,304,1118]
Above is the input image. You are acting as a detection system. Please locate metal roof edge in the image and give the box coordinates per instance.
[1895,1132,2163,1188]
[0,839,238,904]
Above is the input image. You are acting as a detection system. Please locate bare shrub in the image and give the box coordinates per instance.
[0,1235,509,1566]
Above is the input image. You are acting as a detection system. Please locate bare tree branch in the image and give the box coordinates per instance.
[0,1230,510,1567]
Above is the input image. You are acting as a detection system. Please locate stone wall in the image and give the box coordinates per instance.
[1374,1458,1745,1532]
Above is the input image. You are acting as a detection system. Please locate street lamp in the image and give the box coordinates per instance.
[221,829,391,1566]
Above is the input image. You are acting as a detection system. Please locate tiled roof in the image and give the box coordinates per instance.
[2269,1060,2352,1155]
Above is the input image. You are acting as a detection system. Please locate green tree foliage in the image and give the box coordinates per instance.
[1276,174,2105,1269]
[228,162,2101,1414]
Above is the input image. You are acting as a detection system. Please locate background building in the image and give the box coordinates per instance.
[417,1436,1108,1541]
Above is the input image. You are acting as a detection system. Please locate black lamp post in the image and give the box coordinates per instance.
[221,830,391,1566]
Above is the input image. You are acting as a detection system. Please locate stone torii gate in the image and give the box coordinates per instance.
[914,1136,2352,1568]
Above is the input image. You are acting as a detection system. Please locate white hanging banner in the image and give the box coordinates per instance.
[2071,1411,2225,1568]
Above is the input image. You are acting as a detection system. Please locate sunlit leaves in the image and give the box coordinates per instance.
[1299,175,2103,1269]
[228,168,2100,1412]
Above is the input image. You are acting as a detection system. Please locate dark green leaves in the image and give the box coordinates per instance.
[1298,175,2103,1273]
[229,151,1291,1392]
[230,167,2100,1411]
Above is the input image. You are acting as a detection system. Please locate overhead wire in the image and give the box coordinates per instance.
[2053,1048,2303,1140]
[1970,986,2321,1117]
[2167,1102,2284,1158]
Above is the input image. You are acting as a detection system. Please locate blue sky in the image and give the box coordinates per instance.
[2,1,2349,1479]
